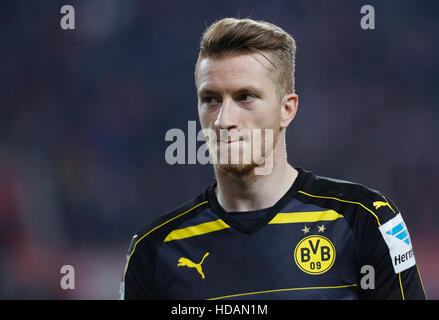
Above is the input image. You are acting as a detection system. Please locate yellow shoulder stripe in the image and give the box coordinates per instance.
[164,219,230,242]
[163,210,344,243]
[123,200,208,280]
[298,190,381,226]
[269,210,342,224]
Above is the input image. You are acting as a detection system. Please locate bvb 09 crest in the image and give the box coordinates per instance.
[294,235,336,275]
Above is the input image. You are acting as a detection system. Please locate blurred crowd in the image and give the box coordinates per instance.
[0,0,438,299]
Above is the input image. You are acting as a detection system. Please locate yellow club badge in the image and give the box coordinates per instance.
[294,235,336,275]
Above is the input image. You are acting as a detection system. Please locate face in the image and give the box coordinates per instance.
[196,52,296,175]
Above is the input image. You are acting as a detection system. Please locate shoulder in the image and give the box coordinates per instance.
[297,168,399,226]
[128,188,210,251]
[122,187,210,284]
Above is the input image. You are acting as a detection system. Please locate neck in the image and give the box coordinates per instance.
[213,139,298,212]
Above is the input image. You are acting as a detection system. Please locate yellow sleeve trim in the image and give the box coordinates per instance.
[398,272,405,300]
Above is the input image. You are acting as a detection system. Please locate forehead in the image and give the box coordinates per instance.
[197,52,274,93]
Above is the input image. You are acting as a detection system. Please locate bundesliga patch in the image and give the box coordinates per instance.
[379,213,416,273]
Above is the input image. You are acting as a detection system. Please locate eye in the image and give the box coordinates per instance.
[237,93,256,102]
[202,96,220,105]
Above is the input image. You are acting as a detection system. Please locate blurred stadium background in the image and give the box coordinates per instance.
[1,0,438,299]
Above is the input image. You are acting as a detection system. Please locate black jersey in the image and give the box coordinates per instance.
[120,167,426,300]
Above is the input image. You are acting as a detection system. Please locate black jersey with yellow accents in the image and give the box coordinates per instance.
[120,167,426,300]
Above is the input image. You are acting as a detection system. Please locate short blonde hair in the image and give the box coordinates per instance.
[194,18,297,98]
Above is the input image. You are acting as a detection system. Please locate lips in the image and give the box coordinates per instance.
[217,137,244,144]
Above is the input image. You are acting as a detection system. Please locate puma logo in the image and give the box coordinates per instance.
[177,252,210,279]
[373,201,391,210]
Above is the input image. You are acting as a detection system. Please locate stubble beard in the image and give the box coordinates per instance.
[213,127,279,178]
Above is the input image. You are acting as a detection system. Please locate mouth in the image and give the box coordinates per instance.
[217,137,244,144]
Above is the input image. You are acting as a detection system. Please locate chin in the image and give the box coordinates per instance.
[215,162,256,177]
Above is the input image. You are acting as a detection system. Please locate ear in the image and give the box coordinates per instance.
[280,93,298,129]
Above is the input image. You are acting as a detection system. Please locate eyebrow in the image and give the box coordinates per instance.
[198,85,264,97]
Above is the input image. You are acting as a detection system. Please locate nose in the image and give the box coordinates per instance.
[214,97,238,130]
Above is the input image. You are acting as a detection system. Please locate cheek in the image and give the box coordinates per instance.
[198,109,215,129]
[254,105,281,130]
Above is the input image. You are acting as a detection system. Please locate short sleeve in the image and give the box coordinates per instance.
[356,195,426,300]
[121,233,159,300]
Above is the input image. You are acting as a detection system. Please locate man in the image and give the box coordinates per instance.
[120,18,426,300]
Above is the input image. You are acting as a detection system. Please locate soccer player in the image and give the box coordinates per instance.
[120,18,426,300]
